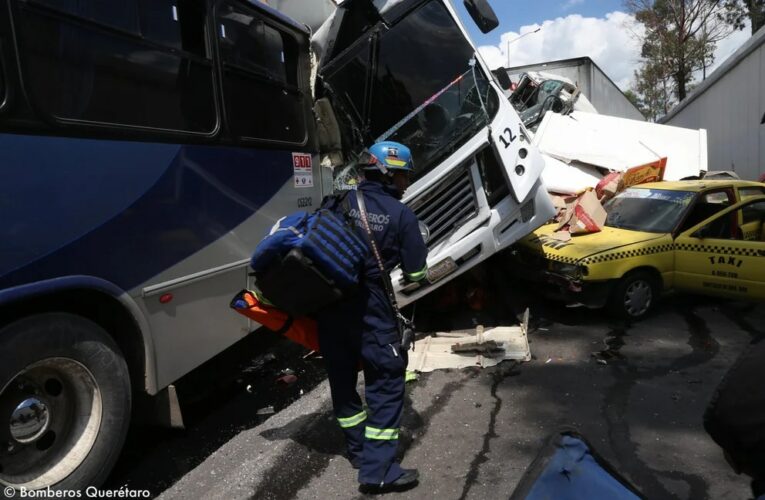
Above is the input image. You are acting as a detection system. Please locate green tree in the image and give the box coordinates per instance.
[627,0,739,102]
[632,63,674,121]
[722,0,765,34]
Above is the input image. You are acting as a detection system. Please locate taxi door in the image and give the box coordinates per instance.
[674,197,765,300]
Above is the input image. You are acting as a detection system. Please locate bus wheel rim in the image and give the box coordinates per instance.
[0,358,103,489]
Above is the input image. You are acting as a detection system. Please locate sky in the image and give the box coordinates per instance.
[450,0,752,91]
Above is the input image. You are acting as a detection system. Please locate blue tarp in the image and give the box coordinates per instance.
[523,435,641,500]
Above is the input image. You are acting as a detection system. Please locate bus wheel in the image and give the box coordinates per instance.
[608,271,659,320]
[0,313,131,491]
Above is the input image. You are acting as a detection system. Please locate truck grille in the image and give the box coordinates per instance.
[410,168,478,247]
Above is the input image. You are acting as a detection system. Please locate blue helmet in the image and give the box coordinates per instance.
[359,141,414,175]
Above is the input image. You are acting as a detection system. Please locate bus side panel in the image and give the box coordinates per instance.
[0,133,322,390]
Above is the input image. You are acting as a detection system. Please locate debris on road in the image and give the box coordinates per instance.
[451,339,505,355]
[407,310,531,372]
[243,353,276,373]
[276,369,298,386]
[256,406,276,416]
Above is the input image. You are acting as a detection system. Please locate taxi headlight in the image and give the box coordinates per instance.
[550,261,586,278]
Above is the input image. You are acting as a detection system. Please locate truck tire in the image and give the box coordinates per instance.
[607,271,659,320]
[0,313,131,492]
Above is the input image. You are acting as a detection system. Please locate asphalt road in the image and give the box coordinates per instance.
[108,293,763,499]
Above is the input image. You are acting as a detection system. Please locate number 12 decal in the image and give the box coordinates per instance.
[497,127,517,149]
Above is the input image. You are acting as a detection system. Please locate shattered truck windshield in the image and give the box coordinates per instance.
[322,0,498,182]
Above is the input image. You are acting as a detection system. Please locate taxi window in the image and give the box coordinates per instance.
[699,200,765,241]
[739,187,765,199]
[677,189,734,233]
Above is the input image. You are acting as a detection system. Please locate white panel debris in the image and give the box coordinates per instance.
[407,311,531,373]
[534,111,708,181]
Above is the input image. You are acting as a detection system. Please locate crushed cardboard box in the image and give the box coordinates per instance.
[550,157,668,238]
[555,189,607,235]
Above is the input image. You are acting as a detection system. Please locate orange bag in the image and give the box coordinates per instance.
[230,290,320,352]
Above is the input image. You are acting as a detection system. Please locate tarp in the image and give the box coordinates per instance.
[510,429,644,500]
[534,111,707,181]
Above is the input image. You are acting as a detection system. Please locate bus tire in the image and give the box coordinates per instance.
[0,313,131,492]
[607,270,659,321]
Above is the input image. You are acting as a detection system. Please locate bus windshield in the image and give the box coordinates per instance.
[322,0,497,182]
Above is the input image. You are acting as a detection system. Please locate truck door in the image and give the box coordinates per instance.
[486,73,546,203]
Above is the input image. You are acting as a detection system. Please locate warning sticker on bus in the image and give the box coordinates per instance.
[293,153,313,188]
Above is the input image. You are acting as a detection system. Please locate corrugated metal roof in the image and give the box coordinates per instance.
[661,25,765,123]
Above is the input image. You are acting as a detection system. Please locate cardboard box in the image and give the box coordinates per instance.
[622,157,667,188]
[557,189,607,235]
[595,171,623,201]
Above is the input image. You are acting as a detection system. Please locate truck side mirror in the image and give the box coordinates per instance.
[491,68,512,90]
[463,0,499,33]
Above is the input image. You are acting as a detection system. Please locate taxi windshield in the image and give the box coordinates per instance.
[604,188,696,233]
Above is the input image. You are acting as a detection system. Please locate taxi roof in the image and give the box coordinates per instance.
[633,179,765,192]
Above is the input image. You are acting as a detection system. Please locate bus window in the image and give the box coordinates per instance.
[138,0,207,58]
[13,0,215,133]
[217,0,305,144]
[31,0,140,34]
[0,58,5,108]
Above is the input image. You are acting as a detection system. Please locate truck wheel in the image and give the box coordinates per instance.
[0,313,131,492]
[608,271,659,320]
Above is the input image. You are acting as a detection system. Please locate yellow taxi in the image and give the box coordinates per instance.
[512,180,765,319]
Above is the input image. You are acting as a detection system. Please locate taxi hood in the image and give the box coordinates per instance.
[519,224,665,263]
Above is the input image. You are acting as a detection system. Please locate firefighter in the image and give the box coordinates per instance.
[316,141,428,493]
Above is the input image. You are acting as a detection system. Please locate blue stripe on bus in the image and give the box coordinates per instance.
[0,133,296,291]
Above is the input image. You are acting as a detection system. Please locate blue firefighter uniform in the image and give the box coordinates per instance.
[316,179,428,486]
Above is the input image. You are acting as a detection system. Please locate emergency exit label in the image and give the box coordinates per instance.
[293,153,313,188]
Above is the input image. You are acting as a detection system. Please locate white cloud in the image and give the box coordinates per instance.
[477,11,750,92]
[477,12,644,90]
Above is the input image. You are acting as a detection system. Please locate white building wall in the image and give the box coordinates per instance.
[662,28,765,181]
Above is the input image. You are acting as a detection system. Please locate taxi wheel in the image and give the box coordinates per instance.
[608,271,659,320]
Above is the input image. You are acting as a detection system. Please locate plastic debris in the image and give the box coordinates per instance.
[405,370,419,383]
[276,368,298,386]
[451,340,505,355]
[244,353,276,373]
[256,406,276,416]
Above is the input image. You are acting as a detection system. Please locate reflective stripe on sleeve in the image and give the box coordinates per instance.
[365,426,399,440]
[404,265,428,282]
[337,410,367,429]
